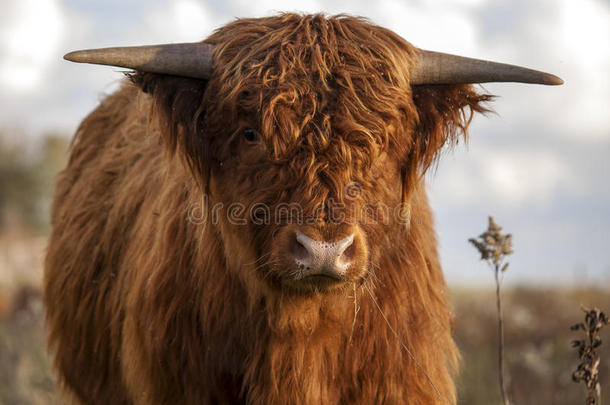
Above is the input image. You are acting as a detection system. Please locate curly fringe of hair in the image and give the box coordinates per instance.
[132,14,491,205]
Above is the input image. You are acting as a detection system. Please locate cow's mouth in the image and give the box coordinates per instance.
[279,272,350,294]
[302,273,345,283]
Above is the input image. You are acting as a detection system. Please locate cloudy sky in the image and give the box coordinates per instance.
[1,0,608,286]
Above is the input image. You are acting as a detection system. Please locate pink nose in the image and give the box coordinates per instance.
[291,231,355,280]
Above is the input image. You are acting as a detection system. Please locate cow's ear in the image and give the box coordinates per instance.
[130,72,212,182]
[410,84,493,174]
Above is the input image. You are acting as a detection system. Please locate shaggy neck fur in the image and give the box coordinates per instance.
[114,141,458,404]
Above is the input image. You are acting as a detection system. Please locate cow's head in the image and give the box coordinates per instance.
[65,13,561,295]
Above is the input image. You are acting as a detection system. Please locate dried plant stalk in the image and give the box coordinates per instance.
[469,216,513,405]
[571,307,609,405]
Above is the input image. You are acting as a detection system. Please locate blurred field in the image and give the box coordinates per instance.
[453,287,610,405]
[0,130,65,404]
[0,131,608,404]
[1,277,608,404]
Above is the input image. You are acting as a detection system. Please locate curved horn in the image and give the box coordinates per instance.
[64,42,563,86]
[64,42,214,79]
[411,50,563,85]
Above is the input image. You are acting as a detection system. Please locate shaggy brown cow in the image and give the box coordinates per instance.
[44,13,561,405]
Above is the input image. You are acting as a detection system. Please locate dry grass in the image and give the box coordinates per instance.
[453,287,610,405]
[0,284,607,404]
[469,216,514,405]
[571,307,609,404]
[0,286,56,404]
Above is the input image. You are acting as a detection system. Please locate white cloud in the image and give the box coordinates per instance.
[139,0,217,43]
[481,150,566,205]
[228,0,324,17]
[429,144,576,209]
[372,1,479,56]
[475,0,610,142]
[554,0,610,139]
[426,0,489,7]
[559,0,608,69]
[0,0,64,93]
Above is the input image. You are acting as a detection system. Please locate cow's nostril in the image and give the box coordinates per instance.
[292,235,310,262]
[341,239,356,262]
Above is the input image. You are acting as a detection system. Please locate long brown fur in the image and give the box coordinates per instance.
[44,13,492,404]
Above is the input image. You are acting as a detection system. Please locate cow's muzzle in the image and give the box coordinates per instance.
[273,224,368,292]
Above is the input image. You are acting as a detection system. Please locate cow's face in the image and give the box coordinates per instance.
[207,88,407,294]
[135,14,489,295]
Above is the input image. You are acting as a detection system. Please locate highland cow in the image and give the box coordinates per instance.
[44,13,561,404]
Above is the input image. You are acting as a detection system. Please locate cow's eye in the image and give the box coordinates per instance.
[243,129,260,144]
